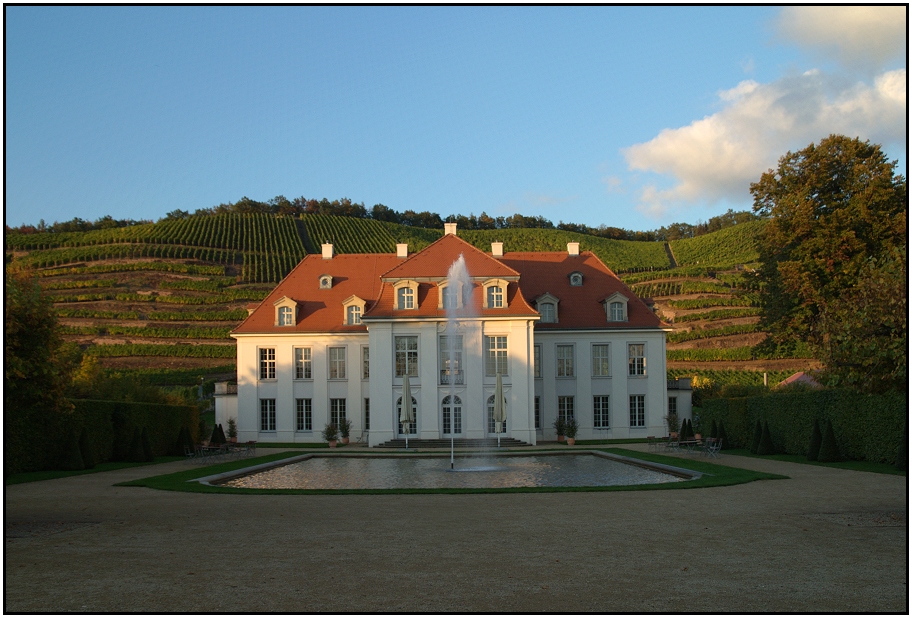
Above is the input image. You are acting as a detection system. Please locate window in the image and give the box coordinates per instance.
[397,396,417,435]
[329,347,346,379]
[570,272,583,286]
[397,286,415,309]
[534,396,541,429]
[534,344,542,378]
[610,302,625,321]
[260,399,276,431]
[296,398,312,431]
[364,398,370,431]
[259,348,276,380]
[278,306,294,326]
[395,336,418,377]
[668,396,677,418]
[558,396,575,423]
[628,344,645,376]
[439,335,463,384]
[441,285,459,310]
[319,276,332,289]
[294,347,312,380]
[347,305,362,325]
[557,345,574,377]
[539,302,555,323]
[330,398,347,427]
[361,346,370,379]
[487,394,507,434]
[630,395,645,427]
[487,285,504,308]
[485,336,508,376]
[592,344,610,377]
[594,396,610,429]
[442,395,462,435]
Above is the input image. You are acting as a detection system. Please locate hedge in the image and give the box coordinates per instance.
[5,399,199,475]
[700,389,906,464]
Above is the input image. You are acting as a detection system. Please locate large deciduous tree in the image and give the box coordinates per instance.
[750,135,907,392]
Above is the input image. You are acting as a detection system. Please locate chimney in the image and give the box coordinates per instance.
[491,241,504,257]
[396,243,409,258]
[444,222,457,236]
[322,243,334,259]
[567,242,580,256]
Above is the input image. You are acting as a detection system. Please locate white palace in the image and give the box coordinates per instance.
[215,224,691,446]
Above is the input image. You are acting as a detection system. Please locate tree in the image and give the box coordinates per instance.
[750,135,907,376]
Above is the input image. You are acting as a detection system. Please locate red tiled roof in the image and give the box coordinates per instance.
[500,251,662,329]
[232,253,401,334]
[234,239,662,334]
[381,233,519,280]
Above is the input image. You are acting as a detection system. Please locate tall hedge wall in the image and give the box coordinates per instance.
[700,389,906,463]
[5,399,199,475]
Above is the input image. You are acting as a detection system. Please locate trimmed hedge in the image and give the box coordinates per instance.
[701,389,906,464]
[5,398,199,475]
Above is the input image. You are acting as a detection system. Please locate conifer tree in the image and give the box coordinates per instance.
[807,419,822,461]
[817,420,840,462]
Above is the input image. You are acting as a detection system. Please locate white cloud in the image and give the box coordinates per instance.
[776,6,907,71]
[623,68,907,219]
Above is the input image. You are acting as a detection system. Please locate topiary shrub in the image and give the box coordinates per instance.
[896,421,907,471]
[709,418,718,440]
[127,428,146,463]
[140,427,154,462]
[59,430,85,471]
[817,420,840,462]
[750,419,763,453]
[807,419,822,461]
[757,421,775,455]
[717,420,728,449]
[78,427,97,469]
[175,426,193,456]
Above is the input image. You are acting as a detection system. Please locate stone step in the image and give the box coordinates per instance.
[375,438,530,449]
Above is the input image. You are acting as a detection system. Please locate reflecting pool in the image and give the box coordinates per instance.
[219,454,685,490]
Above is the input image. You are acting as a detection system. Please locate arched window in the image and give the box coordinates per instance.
[441,285,459,310]
[347,305,362,325]
[486,285,504,308]
[278,306,294,326]
[442,395,462,435]
[397,286,415,310]
[396,396,417,435]
[486,394,507,435]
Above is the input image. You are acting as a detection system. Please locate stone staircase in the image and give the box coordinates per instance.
[374,437,530,449]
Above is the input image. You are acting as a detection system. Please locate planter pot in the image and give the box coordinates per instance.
[694,433,702,441]
[328,440,337,448]
[342,437,350,444]
[557,435,565,443]
[566,438,576,446]
[228,437,238,444]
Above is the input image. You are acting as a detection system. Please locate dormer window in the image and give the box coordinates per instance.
[603,291,629,322]
[483,279,509,309]
[319,275,333,289]
[569,272,583,286]
[440,283,460,310]
[393,280,419,310]
[342,295,367,325]
[535,292,560,323]
[273,296,298,326]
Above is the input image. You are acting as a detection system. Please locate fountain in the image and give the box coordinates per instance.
[444,254,471,469]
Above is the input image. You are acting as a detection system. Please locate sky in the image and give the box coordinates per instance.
[5,5,907,231]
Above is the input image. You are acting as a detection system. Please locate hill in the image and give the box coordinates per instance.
[5,213,818,388]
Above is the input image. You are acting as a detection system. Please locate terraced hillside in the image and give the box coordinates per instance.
[6,214,818,388]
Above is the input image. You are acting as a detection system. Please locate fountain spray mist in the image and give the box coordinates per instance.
[445,254,472,469]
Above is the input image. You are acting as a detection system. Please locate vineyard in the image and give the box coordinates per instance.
[5,211,819,386]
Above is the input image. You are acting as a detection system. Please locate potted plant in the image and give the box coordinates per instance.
[339,419,352,444]
[227,417,238,443]
[692,413,702,440]
[564,418,579,446]
[552,417,566,443]
[322,423,339,448]
[664,412,679,438]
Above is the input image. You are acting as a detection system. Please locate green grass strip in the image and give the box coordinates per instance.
[5,457,184,485]
[117,448,786,495]
[719,448,906,476]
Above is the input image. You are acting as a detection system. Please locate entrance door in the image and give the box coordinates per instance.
[442,395,462,436]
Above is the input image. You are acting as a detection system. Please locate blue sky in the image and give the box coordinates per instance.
[5,6,906,230]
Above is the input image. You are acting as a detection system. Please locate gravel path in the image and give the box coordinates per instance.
[5,447,907,613]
